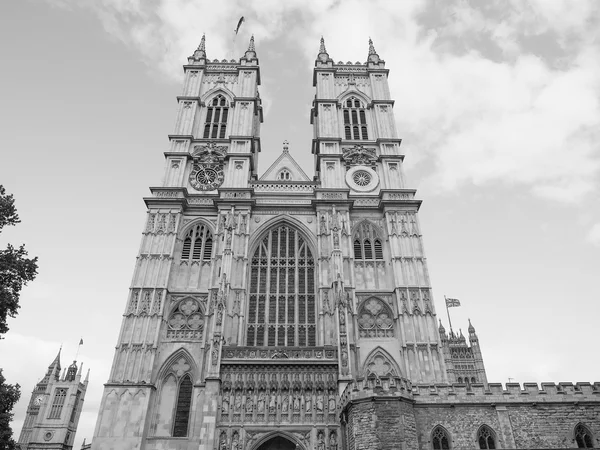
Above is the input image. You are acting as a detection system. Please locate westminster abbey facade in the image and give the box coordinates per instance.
[86,36,599,450]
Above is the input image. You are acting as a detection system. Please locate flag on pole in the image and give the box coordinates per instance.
[445,298,461,307]
[234,17,245,34]
[79,338,84,345]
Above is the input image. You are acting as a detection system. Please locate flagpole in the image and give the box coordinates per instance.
[74,338,83,361]
[445,295,453,332]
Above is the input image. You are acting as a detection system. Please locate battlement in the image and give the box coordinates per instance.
[339,377,600,412]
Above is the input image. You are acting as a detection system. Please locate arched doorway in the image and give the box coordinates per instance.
[256,436,297,450]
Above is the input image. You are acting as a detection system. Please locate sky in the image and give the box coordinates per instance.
[0,0,599,447]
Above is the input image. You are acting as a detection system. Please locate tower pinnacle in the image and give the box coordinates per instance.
[248,34,255,52]
[198,33,206,52]
[319,36,327,55]
[367,37,381,63]
[189,34,207,61]
[368,37,377,55]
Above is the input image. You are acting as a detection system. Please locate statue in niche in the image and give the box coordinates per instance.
[304,393,312,412]
[333,231,340,248]
[330,432,338,450]
[219,433,227,450]
[317,431,326,450]
[281,394,289,412]
[316,394,324,412]
[225,210,234,229]
[231,433,240,450]
[323,290,331,314]
[226,230,232,248]
[269,393,276,412]
[222,397,229,414]
[328,394,336,411]
[257,392,265,412]
[240,213,247,233]
[245,396,253,413]
[293,394,300,411]
[234,393,242,411]
[320,214,327,234]
[216,301,224,326]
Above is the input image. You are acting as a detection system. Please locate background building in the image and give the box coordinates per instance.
[83,37,599,450]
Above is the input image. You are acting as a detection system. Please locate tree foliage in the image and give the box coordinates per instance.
[0,185,37,448]
[0,369,20,450]
[0,185,38,337]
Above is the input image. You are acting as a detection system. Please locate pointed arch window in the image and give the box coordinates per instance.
[278,168,292,181]
[203,95,229,139]
[343,97,368,140]
[353,222,384,261]
[181,224,213,261]
[477,425,496,449]
[358,298,394,338]
[432,426,450,449]
[48,388,67,419]
[172,375,193,437]
[575,423,594,448]
[247,225,316,347]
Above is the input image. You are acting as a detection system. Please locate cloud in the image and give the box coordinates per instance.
[44,0,600,203]
[587,222,600,247]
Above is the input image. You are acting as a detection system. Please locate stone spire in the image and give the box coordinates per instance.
[316,36,332,64]
[367,37,381,64]
[189,34,207,62]
[243,34,257,60]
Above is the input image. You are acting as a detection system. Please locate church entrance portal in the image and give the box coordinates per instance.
[256,436,297,450]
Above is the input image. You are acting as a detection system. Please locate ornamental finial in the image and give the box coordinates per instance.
[283,140,289,152]
[248,34,255,52]
[319,36,327,55]
[368,37,377,55]
[198,33,206,52]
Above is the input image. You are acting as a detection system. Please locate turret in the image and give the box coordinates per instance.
[66,361,78,382]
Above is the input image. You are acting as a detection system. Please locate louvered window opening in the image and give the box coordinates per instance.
[173,375,193,437]
[353,238,383,261]
[343,98,368,140]
[203,95,228,139]
[182,224,213,261]
[247,225,316,347]
[48,388,67,419]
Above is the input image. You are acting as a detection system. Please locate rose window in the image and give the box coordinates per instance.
[357,298,394,338]
[353,170,371,187]
[167,298,205,339]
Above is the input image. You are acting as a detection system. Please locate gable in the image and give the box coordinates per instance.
[259,150,311,182]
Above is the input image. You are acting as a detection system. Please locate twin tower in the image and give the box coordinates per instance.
[84,36,485,450]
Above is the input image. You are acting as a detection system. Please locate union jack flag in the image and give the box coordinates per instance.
[445,298,461,307]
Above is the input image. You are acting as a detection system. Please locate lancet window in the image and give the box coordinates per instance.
[477,425,496,449]
[353,221,384,261]
[203,94,229,139]
[181,224,213,261]
[48,388,67,419]
[173,375,193,437]
[575,423,594,448]
[247,225,316,347]
[432,426,451,449]
[343,97,369,140]
[278,168,292,180]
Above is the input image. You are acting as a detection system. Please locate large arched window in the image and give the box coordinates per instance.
[343,96,368,140]
[247,225,316,346]
[432,426,450,450]
[181,224,213,261]
[172,374,193,437]
[477,425,496,449]
[203,94,229,139]
[353,221,384,261]
[575,423,594,448]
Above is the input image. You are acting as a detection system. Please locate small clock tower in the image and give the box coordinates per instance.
[17,349,89,450]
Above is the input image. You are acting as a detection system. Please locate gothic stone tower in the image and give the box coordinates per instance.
[17,350,89,450]
[89,36,487,450]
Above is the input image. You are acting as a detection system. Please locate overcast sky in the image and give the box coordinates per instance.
[1,0,599,447]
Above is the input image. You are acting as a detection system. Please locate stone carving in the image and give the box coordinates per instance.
[167,298,204,339]
[342,144,377,169]
[189,142,226,191]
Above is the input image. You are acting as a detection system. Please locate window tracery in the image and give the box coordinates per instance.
[432,426,450,449]
[167,298,205,339]
[357,298,394,337]
[353,221,384,262]
[247,225,316,347]
[181,223,213,262]
[173,374,193,437]
[203,94,229,139]
[477,425,496,449]
[575,423,594,448]
[343,97,368,140]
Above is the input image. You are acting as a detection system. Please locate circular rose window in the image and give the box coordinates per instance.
[346,166,379,192]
